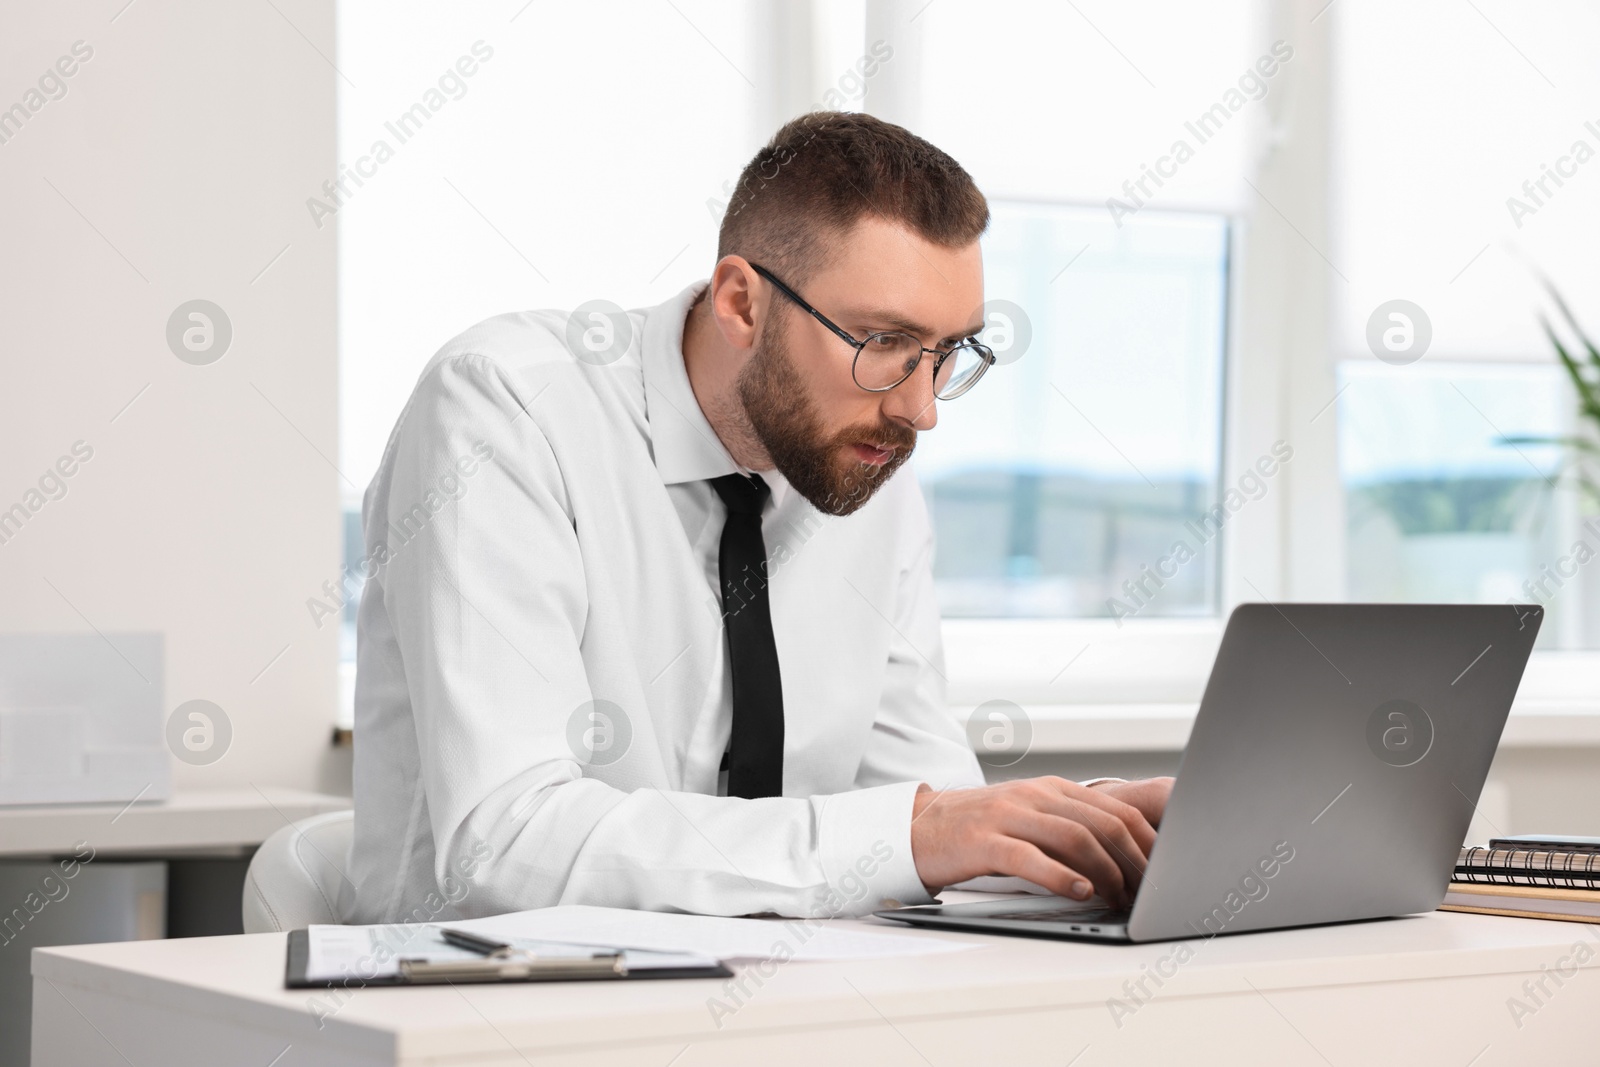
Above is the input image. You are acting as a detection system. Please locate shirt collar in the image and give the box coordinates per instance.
[643,281,738,486]
[642,281,791,506]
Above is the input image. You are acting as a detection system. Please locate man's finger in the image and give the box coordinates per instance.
[1056,800,1148,894]
[1003,811,1128,905]
[1098,777,1174,830]
[987,837,1097,901]
[1039,782,1157,860]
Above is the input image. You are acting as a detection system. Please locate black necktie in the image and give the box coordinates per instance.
[710,473,785,799]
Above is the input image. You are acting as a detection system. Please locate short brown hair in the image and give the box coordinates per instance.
[717,112,989,286]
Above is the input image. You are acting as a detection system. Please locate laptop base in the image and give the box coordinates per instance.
[879,896,1133,942]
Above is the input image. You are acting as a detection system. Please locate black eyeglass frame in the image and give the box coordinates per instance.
[748,263,995,400]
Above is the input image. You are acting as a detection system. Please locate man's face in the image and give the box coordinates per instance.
[738,217,984,517]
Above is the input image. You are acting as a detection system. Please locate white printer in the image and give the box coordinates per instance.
[0,633,170,806]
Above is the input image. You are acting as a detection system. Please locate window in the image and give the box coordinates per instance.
[333,0,1267,721]
[1339,362,1569,623]
[916,202,1229,620]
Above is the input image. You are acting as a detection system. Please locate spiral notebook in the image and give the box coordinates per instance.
[1455,845,1600,888]
[1443,838,1600,925]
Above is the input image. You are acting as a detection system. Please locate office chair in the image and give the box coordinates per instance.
[241,809,354,933]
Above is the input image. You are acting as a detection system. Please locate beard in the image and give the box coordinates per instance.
[736,311,917,517]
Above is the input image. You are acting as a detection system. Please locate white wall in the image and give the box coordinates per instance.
[0,0,340,793]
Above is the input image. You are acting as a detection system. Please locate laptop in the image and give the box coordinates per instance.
[877,603,1543,943]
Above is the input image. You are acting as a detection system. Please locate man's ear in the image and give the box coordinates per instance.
[708,255,763,352]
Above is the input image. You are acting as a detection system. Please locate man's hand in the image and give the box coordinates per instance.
[1087,777,1174,831]
[909,776,1175,906]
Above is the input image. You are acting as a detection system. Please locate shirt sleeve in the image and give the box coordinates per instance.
[374,353,933,919]
[851,471,987,794]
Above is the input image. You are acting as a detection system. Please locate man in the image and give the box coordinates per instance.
[346,112,1172,925]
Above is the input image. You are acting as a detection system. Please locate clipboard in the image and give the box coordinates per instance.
[284,928,732,988]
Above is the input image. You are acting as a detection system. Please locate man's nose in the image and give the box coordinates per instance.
[880,354,940,432]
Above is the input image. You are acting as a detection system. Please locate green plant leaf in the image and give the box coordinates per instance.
[1544,317,1600,423]
[1543,278,1600,368]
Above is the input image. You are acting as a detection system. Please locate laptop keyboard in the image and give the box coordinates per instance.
[984,906,1131,924]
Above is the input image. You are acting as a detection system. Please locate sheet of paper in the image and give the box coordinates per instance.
[451,905,974,962]
[302,923,718,984]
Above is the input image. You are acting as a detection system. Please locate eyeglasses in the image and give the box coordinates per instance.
[749,263,996,400]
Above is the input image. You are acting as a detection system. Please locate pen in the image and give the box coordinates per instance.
[439,928,518,957]
[400,928,628,983]
[439,928,624,964]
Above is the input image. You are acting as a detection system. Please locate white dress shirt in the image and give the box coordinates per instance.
[344,281,988,924]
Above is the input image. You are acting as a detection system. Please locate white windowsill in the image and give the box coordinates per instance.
[942,620,1600,752]
[949,701,1600,754]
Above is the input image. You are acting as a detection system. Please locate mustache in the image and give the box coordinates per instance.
[837,420,917,454]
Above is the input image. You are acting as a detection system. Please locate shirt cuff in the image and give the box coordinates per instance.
[1078,777,1127,789]
[810,780,934,917]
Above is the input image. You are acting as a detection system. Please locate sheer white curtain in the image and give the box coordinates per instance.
[336,0,762,494]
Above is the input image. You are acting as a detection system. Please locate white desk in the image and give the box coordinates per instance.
[31,893,1597,1066]
[0,787,351,859]
[2,789,352,1067]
